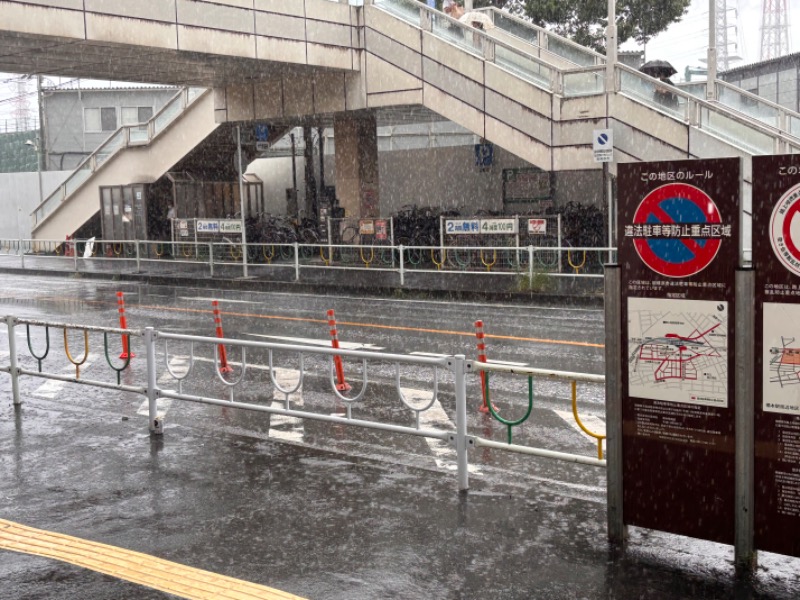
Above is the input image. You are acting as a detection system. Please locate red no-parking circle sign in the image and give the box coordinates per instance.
[632,183,722,278]
[770,182,800,277]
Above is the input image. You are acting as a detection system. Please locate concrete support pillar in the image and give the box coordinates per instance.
[333,113,380,218]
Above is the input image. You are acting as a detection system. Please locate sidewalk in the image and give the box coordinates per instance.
[2,396,798,599]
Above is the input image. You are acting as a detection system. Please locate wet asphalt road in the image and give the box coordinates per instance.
[1,273,799,599]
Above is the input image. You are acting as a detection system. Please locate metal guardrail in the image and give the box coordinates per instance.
[372,0,800,155]
[3,314,607,490]
[0,237,615,283]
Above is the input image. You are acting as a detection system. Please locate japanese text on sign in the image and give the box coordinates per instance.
[640,169,715,183]
[446,219,481,234]
[527,218,547,235]
[481,219,518,234]
[624,224,733,238]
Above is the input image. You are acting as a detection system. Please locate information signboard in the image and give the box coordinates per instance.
[445,219,480,234]
[480,218,517,234]
[752,155,800,558]
[527,219,547,235]
[618,158,740,544]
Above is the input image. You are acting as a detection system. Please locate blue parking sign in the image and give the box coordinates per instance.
[255,124,270,142]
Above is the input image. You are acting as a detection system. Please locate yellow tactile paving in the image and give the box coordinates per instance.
[0,519,306,600]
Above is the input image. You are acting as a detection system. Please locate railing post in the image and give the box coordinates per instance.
[73,241,78,272]
[145,327,162,435]
[327,216,333,265]
[209,243,214,278]
[604,264,626,546]
[7,315,20,406]
[452,354,470,492]
[735,268,756,571]
[399,244,405,286]
[135,241,141,273]
[19,239,24,269]
[557,214,563,273]
[294,242,300,281]
[528,245,534,280]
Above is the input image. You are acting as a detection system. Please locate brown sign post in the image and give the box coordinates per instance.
[753,155,800,557]
[617,158,740,543]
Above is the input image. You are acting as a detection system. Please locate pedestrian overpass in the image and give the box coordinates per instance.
[1,0,798,242]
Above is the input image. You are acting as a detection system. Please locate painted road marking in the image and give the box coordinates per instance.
[268,367,305,443]
[34,356,95,399]
[179,296,263,305]
[246,333,384,351]
[405,388,481,474]
[410,352,528,367]
[136,357,184,418]
[0,293,603,349]
[0,518,305,600]
[553,409,606,442]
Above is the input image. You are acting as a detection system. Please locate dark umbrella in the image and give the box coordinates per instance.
[640,59,677,79]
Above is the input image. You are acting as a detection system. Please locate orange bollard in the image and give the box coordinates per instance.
[327,309,351,392]
[212,300,232,373]
[116,291,135,359]
[475,320,490,413]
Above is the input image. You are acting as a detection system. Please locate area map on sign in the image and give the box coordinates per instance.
[763,302,800,415]
[628,297,728,407]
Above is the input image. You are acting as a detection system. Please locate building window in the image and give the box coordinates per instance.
[85,107,118,132]
[121,106,154,125]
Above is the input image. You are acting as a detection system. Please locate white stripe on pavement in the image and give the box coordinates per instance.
[34,357,95,399]
[553,409,606,442]
[410,352,527,367]
[268,367,304,443]
[246,334,384,351]
[408,388,481,474]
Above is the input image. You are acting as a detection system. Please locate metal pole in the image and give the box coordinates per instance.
[73,241,78,272]
[294,242,300,281]
[605,0,617,93]
[20,239,25,269]
[452,354,469,491]
[236,125,249,278]
[390,216,396,268]
[209,242,214,278]
[605,161,614,263]
[290,132,298,217]
[399,244,405,286]
[135,241,141,273]
[145,327,162,435]
[557,213,563,274]
[528,245,534,280]
[7,316,20,406]
[327,216,333,265]
[735,268,756,571]
[707,0,717,101]
[604,264,626,546]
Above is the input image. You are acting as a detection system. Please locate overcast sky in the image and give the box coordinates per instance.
[622,0,799,81]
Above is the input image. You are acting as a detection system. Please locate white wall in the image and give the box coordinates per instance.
[247,145,603,217]
[0,171,71,239]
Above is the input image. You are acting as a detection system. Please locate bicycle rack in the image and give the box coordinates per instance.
[214,344,246,402]
[63,328,89,379]
[26,324,49,373]
[268,351,305,407]
[396,364,440,429]
[360,245,375,268]
[431,248,445,270]
[329,356,368,419]
[480,248,497,272]
[567,249,586,274]
[485,373,534,444]
[571,380,605,459]
[103,332,132,385]
[164,339,195,394]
